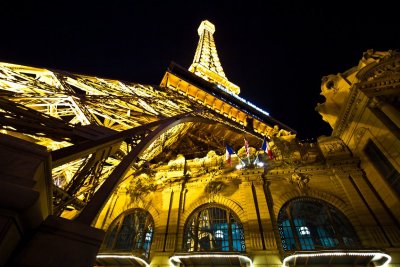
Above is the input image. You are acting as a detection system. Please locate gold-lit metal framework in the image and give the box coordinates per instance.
[0,20,295,218]
[189,20,240,95]
[0,62,202,215]
[160,65,294,138]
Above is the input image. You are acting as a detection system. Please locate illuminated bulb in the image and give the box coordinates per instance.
[282,251,391,267]
[299,226,310,235]
[236,164,243,170]
[145,232,152,241]
[215,230,224,238]
[169,254,253,267]
[97,254,149,267]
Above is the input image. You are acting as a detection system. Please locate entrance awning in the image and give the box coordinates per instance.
[96,253,150,267]
[282,250,391,267]
[169,253,253,267]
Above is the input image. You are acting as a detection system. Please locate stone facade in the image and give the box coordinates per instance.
[94,133,399,267]
[93,50,400,267]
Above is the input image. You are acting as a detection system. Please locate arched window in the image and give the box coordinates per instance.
[102,209,154,259]
[183,204,245,252]
[278,198,360,253]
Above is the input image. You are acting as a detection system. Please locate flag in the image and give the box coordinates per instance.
[225,144,235,165]
[261,137,274,159]
[244,137,250,157]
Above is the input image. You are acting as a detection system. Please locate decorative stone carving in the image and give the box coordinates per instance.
[167,154,185,170]
[357,50,400,81]
[354,127,368,146]
[128,177,157,202]
[269,137,302,167]
[318,136,351,160]
[325,142,346,154]
[321,75,340,94]
[205,181,224,195]
[289,172,311,193]
[205,180,225,202]
[361,49,394,62]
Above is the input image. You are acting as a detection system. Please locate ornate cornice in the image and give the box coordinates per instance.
[356,51,400,82]
[358,74,400,97]
[356,52,400,97]
[332,85,361,137]
[331,51,400,137]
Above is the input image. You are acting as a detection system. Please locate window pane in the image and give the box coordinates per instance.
[278,198,360,254]
[103,209,154,259]
[184,205,245,252]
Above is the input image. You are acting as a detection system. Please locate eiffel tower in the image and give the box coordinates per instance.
[0,21,296,265]
[0,19,295,219]
[189,20,240,94]
[0,19,301,267]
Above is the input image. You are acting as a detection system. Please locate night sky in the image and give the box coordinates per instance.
[1,1,399,140]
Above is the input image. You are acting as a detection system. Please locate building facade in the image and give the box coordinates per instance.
[0,21,399,267]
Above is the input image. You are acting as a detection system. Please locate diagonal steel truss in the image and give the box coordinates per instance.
[0,62,265,217]
[0,20,300,218]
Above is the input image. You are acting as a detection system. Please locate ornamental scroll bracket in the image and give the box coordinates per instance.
[289,172,311,194]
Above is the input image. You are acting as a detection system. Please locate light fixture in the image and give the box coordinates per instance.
[299,226,310,235]
[97,254,150,267]
[236,164,243,170]
[282,251,391,267]
[169,254,253,267]
[215,230,224,239]
[145,232,152,241]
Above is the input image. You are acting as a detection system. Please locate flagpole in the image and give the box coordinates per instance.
[237,154,245,165]
[244,137,250,165]
[253,150,259,165]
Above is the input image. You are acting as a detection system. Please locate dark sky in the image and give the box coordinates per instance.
[1,1,399,140]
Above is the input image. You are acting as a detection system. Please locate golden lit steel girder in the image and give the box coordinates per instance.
[0,19,296,217]
[0,61,202,216]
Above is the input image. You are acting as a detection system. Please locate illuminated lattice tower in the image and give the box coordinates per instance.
[0,20,294,218]
[189,20,240,95]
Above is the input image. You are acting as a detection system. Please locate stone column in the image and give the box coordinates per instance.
[0,134,52,266]
[0,134,105,267]
[13,215,104,267]
[371,97,400,128]
[334,166,391,248]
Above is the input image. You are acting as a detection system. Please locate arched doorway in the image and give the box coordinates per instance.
[183,204,245,252]
[278,198,360,253]
[102,209,154,259]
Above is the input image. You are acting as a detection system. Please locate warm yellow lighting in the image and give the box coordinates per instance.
[0,61,197,215]
[160,71,287,137]
[97,254,150,267]
[169,254,253,267]
[282,251,391,267]
[189,20,240,95]
[236,164,244,170]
